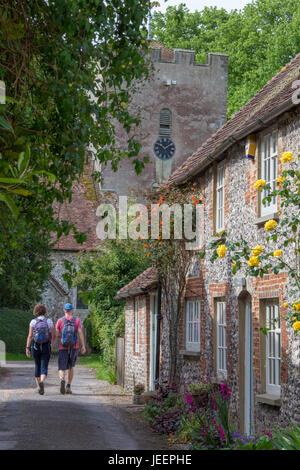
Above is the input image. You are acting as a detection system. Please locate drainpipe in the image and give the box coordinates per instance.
[155,277,162,384]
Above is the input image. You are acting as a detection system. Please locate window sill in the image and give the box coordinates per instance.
[180,350,200,358]
[254,212,279,227]
[256,393,281,407]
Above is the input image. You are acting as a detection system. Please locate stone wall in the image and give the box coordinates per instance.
[124,295,150,392]
[41,250,90,339]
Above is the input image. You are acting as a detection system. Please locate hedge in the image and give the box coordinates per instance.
[0,308,33,353]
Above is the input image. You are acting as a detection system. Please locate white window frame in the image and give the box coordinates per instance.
[266,303,281,395]
[185,298,201,352]
[134,299,140,353]
[216,163,225,232]
[216,301,227,377]
[260,131,278,216]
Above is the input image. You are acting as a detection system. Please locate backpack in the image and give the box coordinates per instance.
[61,317,77,348]
[33,318,50,345]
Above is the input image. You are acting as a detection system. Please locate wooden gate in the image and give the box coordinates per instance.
[115,336,124,387]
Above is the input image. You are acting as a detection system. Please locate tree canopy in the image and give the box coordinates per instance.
[152,0,300,117]
[0,0,151,240]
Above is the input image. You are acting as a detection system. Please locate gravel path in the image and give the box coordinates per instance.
[0,361,168,450]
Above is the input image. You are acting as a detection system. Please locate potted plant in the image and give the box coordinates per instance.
[133,383,145,404]
[187,382,215,409]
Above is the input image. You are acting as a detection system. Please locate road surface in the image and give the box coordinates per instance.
[0,361,166,450]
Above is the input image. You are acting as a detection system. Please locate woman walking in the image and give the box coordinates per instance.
[26,304,55,395]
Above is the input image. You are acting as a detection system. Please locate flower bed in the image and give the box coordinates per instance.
[143,381,300,450]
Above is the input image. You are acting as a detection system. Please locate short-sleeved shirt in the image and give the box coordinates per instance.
[55,315,82,350]
[30,316,54,330]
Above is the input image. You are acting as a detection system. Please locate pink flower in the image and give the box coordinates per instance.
[184,392,194,411]
[217,426,226,440]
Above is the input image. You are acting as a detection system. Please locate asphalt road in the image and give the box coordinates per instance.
[0,361,166,450]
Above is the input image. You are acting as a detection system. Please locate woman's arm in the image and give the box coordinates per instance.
[50,326,56,350]
[26,326,33,357]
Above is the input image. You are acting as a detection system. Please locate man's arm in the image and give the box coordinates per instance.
[78,328,86,354]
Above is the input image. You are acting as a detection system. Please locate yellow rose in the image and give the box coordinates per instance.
[252,245,264,256]
[248,256,260,267]
[232,263,237,268]
[283,302,289,308]
[253,179,266,191]
[273,250,283,257]
[276,176,286,185]
[217,245,226,258]
[280,152,293,163]
[292,321,300,332]
[293,303,300,312]
[264,219,277,232]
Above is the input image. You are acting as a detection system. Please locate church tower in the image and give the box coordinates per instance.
[99,42,228,197]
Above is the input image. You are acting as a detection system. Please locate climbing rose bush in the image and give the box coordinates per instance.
[203,151,299,333]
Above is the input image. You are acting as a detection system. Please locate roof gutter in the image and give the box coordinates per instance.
[173,98,296,185]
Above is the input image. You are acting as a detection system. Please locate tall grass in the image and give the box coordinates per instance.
[79,354,116,384]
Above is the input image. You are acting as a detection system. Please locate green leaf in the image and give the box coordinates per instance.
[0,177,25,184]
[7,188,32,196]
[0,192,19,217]
[0,116,13,132]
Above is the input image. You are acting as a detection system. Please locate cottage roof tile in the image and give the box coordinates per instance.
[115,267,157,299]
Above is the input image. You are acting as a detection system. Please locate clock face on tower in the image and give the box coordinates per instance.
[154,137,176,161]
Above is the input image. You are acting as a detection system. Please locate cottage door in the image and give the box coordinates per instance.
[244,297,254,436]
[150,294,158,391]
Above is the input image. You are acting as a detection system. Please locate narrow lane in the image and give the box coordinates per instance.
[0,361,164,450]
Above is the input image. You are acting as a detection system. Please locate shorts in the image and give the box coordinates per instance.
[58,349,79,371]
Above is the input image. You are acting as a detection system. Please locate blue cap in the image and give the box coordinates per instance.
[64,303,73,311]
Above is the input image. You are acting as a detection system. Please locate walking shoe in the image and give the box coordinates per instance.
[60,379,66,395]
[66,384,72,394]
[39,382,44,395]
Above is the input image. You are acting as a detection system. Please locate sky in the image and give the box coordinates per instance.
[153,0,252,13]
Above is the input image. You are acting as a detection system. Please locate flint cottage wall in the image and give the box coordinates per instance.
[159,106,300,434]
[124,295,151,392]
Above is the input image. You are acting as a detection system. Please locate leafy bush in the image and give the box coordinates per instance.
[0,308,33,353]
[188,382,214,395]
[272,426,300,450]
[143,382,182,435]
[187,384,235,449]
[68,239,151,369]
[151,408,181,435]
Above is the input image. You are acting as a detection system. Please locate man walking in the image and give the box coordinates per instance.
[55,303,86,394]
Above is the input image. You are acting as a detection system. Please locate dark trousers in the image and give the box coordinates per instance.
[31,342,51,378]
